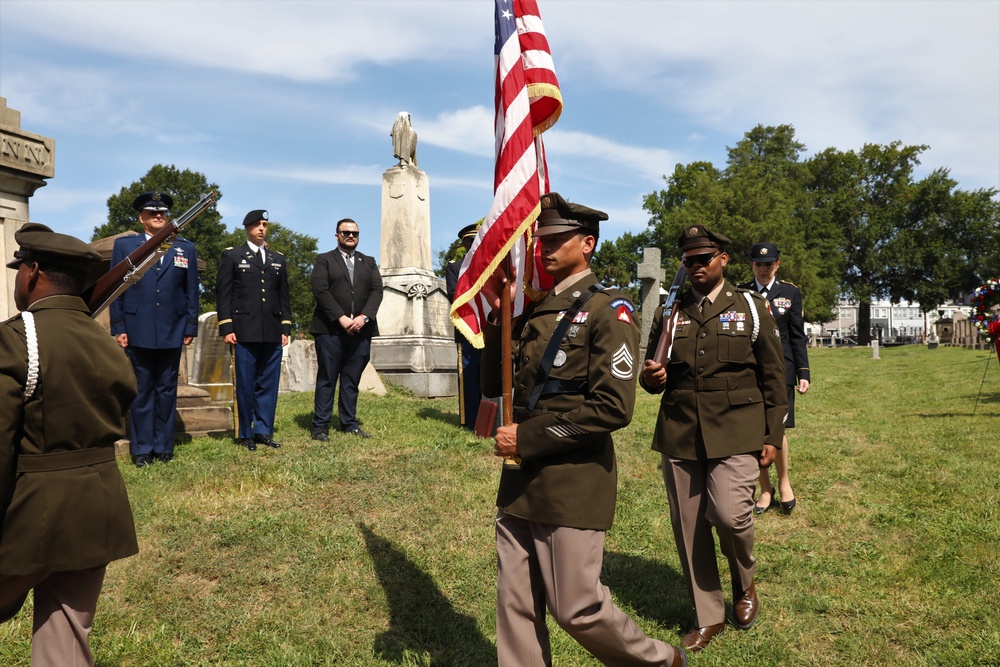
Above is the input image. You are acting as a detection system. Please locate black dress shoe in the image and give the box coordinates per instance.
[780,498,797,514]
[238,437,257,451]
[681,623,725,652]
[343,427,371,439]
[153,453,173,463]
[253,434,281,448]
[134,454,153,468]
[733,581,759,630]
[311,430,329,442]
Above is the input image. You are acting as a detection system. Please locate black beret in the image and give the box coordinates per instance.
[457,223,478,241]
[7,223,102,272]
[132,191,174,212]
[243,209,268,226]
[749,242,780,262]
[534,192,608,237]
[678,224,731,253]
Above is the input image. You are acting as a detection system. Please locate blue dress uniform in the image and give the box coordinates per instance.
[109,192,199,463]
[216,212,292,445]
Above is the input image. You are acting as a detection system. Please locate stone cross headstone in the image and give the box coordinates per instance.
[637,247,665,358]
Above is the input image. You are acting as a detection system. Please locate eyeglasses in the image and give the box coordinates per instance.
[143,210,169,218]
[681,251,720,268]
[338,230,359,237]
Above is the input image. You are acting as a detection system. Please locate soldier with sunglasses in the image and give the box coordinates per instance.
[640,224,787,653]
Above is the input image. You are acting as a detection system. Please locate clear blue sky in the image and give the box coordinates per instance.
[2,0,997,262]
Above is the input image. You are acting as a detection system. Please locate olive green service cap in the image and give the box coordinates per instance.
[678,224,731,252]
[7,223,102,272]
[534,192,608,237]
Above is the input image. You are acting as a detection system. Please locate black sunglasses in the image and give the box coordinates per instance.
[338,230,359,237]
[681,251,720,268]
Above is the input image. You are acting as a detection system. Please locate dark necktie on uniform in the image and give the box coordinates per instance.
[698,297,708,314]
[345,253,355,283]
[759,285,769,297]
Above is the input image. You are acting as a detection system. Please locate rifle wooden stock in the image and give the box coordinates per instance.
[651,265,688,367]
[86,191,217,318]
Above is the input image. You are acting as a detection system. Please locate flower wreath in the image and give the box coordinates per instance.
[971,278,1000,342]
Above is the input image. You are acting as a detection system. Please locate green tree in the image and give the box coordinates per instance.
[644,125,839,323]
[807,142,928,343]
[93,164,227,312]
[591,230,652,303]
[222,222,318,337]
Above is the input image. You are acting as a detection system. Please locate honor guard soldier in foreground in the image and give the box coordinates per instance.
[481,193,688,667]
[640,225,787,653]
[216,209,292,451]
[739,242,808,515]
[0,224,139,666]
[110,191,199,466]
[445,222,483,430]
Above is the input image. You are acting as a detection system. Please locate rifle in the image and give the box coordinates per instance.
[651,265,688,366]
[86,191,217,318]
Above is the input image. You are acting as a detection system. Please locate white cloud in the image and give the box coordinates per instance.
[241,164,383,186]
[2,0,486,82]
[545,130,678,183]
[417,106,495,156]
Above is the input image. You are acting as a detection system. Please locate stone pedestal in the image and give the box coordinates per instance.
[371,162,455,397]
[0,97,55,318]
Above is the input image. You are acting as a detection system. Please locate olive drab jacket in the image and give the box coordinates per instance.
[0,296,139,575]
[642,281,787,460]
[482,272,639,531]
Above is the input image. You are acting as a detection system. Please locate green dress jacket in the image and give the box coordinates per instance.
[0,295,139,576]
[641,281,787,460]
[482,273,640,531]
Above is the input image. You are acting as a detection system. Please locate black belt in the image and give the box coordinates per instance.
[17,447,116,473]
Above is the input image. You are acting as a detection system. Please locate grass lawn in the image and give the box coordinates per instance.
[2,345,999,666]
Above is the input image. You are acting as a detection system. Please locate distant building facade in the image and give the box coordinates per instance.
[809,299,969,345]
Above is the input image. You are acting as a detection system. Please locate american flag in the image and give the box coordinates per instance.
[449,0,562,348]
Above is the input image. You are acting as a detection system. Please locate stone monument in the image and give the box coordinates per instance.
[0,97,55,318]
[371,114,456,397]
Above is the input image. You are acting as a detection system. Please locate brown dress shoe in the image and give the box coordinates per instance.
[681,623,725,652]
[669,644,689,667]
[734,581,759,629]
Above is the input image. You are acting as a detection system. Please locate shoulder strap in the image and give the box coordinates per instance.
[22,311,39,402]
[741,291,760,343]
[525,283,604,413]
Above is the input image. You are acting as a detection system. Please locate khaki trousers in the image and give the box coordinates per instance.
[662,454,758,628]
[0,565,107,667]
[496,509,680,667]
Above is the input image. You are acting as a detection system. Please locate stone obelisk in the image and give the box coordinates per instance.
[370,113,456,397]
[0,97,55,318]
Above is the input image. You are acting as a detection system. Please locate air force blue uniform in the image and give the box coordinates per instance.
[110,234,199,458]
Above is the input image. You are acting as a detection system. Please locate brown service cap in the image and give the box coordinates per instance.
[7,223,102,272]
[534,192,608,237]
[678,224,731,253]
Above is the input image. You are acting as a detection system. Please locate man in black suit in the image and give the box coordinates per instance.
[444,223,482,430]
[740,242,810,515]
[309,218,383,440]
[216,209,292,451]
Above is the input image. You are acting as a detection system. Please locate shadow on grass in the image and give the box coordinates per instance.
[602,551,692,630]
[360,523,497,665]
[293,410,315,431]
[416,406,461,428]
